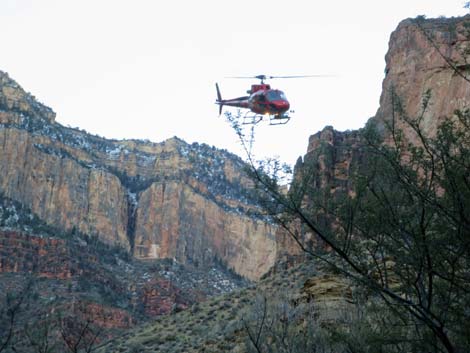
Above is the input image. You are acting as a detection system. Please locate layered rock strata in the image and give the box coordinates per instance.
[0,71,276,280]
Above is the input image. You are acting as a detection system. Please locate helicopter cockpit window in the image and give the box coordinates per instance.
[266,91,287,101]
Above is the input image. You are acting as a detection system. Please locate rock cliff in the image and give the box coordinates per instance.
[0,71,277,280]
[277,15,470,259]
[376,16,470,138]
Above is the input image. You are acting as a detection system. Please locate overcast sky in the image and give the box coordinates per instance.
[1,1,468,164]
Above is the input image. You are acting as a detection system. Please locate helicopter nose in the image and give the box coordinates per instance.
[275,100,290,112]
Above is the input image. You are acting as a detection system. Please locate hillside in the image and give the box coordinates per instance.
[0,192,250,350]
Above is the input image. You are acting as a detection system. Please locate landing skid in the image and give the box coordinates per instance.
[269,114,290,125]
[242,112,264,125]
[230,110,293,126]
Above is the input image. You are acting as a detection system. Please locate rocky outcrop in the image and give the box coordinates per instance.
[0,70,277,280]
[375,16,470,138]
[276,127,363,258]
[0,72,55,123]
[301,274,353,323]
[140,278,189,316]
[277,15,470,259]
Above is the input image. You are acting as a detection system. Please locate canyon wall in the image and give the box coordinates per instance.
[276,15,470,259]
[375,15,470,137]
[0,71,276,280]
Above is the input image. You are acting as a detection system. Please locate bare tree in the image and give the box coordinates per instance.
[59,310,102,353]
[226,42,470,352]
[0,280,32,353]
[23,313,58,353]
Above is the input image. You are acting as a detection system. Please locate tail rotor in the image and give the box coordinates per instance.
[215,83,223,115]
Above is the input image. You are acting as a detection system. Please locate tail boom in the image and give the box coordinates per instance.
[215,83,250,115]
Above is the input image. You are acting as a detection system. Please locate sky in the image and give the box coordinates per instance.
[1,1,468,165]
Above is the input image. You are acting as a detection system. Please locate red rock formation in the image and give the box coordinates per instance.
[0,230,72,279]
[140,278,190,316]
[73,301,134,329]
[0,228,244,335]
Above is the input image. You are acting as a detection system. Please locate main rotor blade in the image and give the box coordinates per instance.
[225,74,333,80]
[225,76,262,79]
[267,75,334,78]
[226,75,270,80]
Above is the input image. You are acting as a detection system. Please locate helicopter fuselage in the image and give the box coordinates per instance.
[216,83,290,117]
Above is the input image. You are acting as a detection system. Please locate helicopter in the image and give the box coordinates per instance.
[215,74,320,125]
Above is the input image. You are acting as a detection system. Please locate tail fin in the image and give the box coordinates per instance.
[215,83,223,115]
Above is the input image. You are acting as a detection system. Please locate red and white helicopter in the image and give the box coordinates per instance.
[215,74,320,125]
